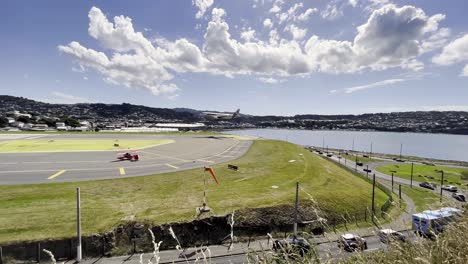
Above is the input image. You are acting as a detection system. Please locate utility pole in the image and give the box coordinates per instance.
[76,187,82,262]
[439,170,444,202]
[366,165,369,179]
[322,136,325,151]
[293,182,299,237]
[410,162,414,188]
[399,143,403,159]
[355,154,358,171]
[391,172,394,193]
[371,174,376,217]
[370,142,373,159]
[352,139,355,152]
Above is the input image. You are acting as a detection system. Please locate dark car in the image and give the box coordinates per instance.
[337,234,367,252]
[378,229,407,244]
[273,237,311,257]
[452,192,466,202]
[419,182,435,190]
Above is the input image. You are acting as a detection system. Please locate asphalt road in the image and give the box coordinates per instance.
[0,134,252,185]
[62,230,417,264]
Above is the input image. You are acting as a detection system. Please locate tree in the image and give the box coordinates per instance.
[17,116,30,123]
[0,116,8,127]
[64,117,80,128]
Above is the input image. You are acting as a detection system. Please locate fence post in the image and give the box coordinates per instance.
[0,246,3,264]
[37,242,41,263]
[399,184,402,208]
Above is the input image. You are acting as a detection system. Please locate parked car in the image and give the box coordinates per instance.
[378,229,406,244]
[442,185,458,192]
[452,192,466,202]
[273,237,311,257]
[337,234,367,251]
[419,182,435,190]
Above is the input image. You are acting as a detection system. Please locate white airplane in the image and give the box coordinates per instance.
[203,109,240,120]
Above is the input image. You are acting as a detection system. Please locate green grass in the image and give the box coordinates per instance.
[377,163,468,188]
[0,140,389,244]
[340,153,380,164]
[0,139,174,152]
[395,183,441,212]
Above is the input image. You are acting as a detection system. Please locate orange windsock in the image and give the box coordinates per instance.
[204,166,219,184]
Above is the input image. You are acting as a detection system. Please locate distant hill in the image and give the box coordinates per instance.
[1,95,468,134]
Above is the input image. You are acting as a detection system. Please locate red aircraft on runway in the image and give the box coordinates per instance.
[116,150,139,161]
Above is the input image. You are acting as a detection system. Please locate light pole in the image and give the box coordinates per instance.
[436,170,444,202]
[410,162,414,188]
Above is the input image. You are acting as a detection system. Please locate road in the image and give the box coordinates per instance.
[58,230,417,264]
[0,134,251,185]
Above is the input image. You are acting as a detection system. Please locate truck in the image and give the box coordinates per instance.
[412,207,462,237]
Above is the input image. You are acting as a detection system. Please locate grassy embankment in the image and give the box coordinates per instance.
[0,140,389,244]
[0,139,174,152]
[377,163,468,188]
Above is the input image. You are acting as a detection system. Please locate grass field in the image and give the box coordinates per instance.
[0,139,174,152]
[376,163,468,188]
[0,140,389,243]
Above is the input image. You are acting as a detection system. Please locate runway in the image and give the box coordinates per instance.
[0,134,252,185]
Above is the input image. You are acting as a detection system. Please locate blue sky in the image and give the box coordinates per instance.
[1,0,467,115]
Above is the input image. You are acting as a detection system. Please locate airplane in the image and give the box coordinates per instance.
[116,150,139,161]
[202,109,240,120]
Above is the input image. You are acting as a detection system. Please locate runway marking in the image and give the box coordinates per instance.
[165,164,179,169]
[48,170,66,180]
[119,168,126,175]
[140,150,190,162]
[197,159,214,163]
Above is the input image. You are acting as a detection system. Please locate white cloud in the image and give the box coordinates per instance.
[344,79,406,93]
[462,64,468,77]
[432,34,468,65]
[240,28,256,42]
[321,3,343,20]
[349,0,359,8]
[83,76,88,80]
[263,18,273,28]
[192,0,214,19]
[330,89,338,94]
[269,0,284,13]
[285,25,307,40]
[258,77,285,84]
[297,8,318,22]
[58,5,446,97]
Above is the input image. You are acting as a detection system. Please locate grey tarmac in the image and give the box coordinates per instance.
[0,134,252,185]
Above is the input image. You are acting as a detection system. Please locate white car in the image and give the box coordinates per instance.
[378,229,406,243]
[338,234,367,251]
[442,185,458,192]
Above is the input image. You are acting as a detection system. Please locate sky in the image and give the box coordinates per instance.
[1,0,468,116]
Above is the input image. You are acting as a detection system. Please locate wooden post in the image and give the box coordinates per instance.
[399,184,402,208]
[0,246,3,264]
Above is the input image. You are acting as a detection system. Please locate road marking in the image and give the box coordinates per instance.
[197,159,215,163]
[166,164,179,169]
[140,150,190,162]
[119,168,126,175]
[48,170,66,180]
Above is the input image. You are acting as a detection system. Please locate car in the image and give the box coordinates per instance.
[337,234,367,251]
[419,182,435,190]
[378,229,406,244]
[356,162,364,166]
[442,185,458,192]
[452,192,466,202]
[273,237,311,257]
